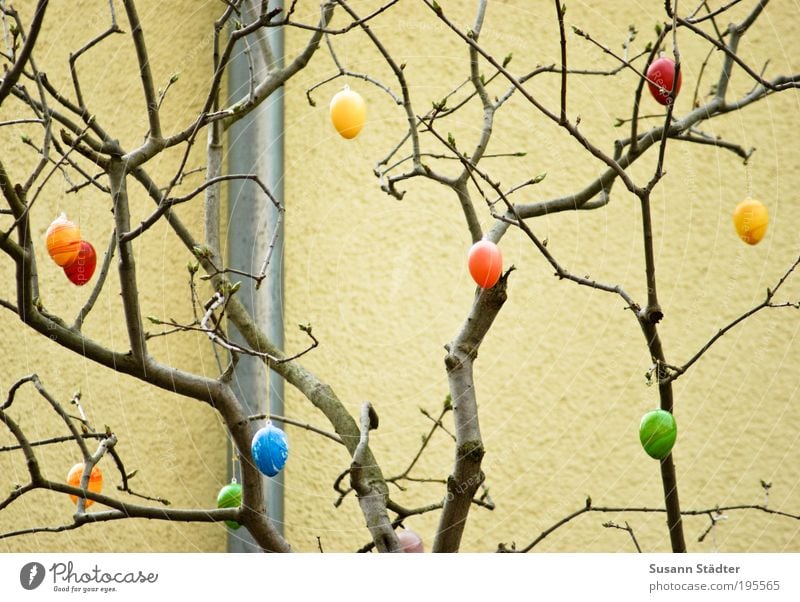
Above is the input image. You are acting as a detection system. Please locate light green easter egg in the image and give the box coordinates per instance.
[639,410,677,460]
[216,482,242,530]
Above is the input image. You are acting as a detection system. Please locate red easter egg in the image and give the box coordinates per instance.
[646,57,682,105]
[46,213,81,267]
[63,241,97,286]
[468,240,502,289]
[66,463,103,507]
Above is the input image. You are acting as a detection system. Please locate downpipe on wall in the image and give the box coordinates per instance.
[226,1,285,552]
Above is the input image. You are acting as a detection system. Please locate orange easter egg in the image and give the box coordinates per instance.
[46,213,81,267]
[66,462,103,507]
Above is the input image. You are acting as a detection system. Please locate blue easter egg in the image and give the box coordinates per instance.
[251,422,288,477]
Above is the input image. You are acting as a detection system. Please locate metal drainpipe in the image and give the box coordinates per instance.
[226,2,285,552]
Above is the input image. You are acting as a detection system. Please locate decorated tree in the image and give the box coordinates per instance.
[1,0,798,553]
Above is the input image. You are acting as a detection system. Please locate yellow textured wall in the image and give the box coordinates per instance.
[282,2,800,551]
[0,1,227,552]
[2,1,797,555]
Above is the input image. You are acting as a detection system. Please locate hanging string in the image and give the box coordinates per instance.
[230,437,238,485]
[744,160,753,199]
[263,361,272,425]
[207,336,239,484]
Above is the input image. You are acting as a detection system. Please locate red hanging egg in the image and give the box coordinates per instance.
[646,57,682,106]
[66,462,103,507]
[63,241,97,286]
[468,239,502,288]
[46,213,81,267]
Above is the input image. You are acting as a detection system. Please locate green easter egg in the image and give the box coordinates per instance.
[216,482,242,530]
[639,409,677,460]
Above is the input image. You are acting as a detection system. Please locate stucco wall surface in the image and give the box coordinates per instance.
[0,0,797,554]
[0,1,227,552]
[282,1,800,552]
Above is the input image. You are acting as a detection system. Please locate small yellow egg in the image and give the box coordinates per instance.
[330,87,366,139]
[732,198,769,245]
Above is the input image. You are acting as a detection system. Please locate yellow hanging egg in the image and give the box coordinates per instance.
[46,213,82,267]
[66,462,103,508]
[732,198,769,245]
[330,86,366,139]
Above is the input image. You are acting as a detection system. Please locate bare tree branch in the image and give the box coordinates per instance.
[509,495,800,552]
[73,228,116,331]
[122,0,162,139]
[603,521,643,553]
[68,3,122,110]
[0,0,48,106]
[669,255,800,381]
[349,402,401,553]
[249,413,343,446]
